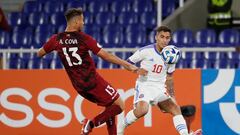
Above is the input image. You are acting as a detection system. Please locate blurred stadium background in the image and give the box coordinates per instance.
[0,0,240,135]
[0,0,240,69]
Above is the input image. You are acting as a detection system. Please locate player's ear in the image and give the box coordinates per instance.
[71,17,77,24]
[155,32,159,40]
[74,18,78,24]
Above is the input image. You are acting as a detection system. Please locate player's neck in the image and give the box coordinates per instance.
[155,44,162,53]
[65,26,78,32]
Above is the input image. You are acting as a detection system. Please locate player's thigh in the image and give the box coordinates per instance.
[135,101,149,111]
[90,82,120,107]
[134,82,155,104]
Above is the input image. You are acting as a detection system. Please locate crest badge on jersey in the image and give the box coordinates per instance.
[139,94,144,98]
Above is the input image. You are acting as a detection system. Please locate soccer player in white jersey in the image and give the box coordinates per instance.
[117,26,202,135]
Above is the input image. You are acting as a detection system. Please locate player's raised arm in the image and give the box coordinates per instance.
[37,34,57,58]
[97,49,147,76]
[97,49,138,71]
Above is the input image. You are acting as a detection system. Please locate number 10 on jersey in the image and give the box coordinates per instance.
[152,64,162,73]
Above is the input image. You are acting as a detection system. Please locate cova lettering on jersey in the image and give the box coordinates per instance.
[59,39,78,45]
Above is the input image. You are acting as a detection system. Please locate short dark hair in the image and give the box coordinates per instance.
[64,8,83,22]
[156,26,171,34]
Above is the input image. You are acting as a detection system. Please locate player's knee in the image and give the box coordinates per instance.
[135,106,149,118]
[118,98,125,111]
[111,104,123,115]
[113,96,125,111]
[141,108,149,116]
[118,104,124,112]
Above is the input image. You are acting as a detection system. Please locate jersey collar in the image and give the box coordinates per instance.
[154,44,162,56]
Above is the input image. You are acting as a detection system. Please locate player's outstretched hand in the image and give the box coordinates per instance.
[124,64,148,76]
[136,68,148,76]
[124,64,138,72]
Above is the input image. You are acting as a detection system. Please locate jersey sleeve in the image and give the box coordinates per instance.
[85,35,102,54]
[167,64,176,74]
[128,50,144,64]
[43,35,57,53]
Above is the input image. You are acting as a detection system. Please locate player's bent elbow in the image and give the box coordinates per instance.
[37,48,46,57]
[37,51,41,57]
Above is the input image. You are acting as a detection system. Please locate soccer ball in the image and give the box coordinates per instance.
[161,45,181,64]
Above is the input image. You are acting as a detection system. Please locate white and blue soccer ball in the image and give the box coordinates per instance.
[161,45,181,64]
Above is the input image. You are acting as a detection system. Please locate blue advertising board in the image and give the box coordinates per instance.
[202,69,240,135]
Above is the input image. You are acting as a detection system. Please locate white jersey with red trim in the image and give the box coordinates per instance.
[128,44,176,84]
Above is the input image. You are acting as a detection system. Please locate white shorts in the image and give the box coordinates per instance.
[133,81,171,106]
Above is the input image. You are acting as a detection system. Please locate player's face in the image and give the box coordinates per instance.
[155,31,171,49]
[76,15,84,31]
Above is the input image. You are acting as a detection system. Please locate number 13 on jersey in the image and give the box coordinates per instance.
[62,47,82,66]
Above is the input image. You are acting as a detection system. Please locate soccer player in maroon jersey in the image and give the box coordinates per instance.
[0,6,11,31]
[37,8,147,135]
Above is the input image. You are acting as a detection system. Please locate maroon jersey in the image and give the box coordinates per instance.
[43,31,102,91]
[0,7,11,31]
